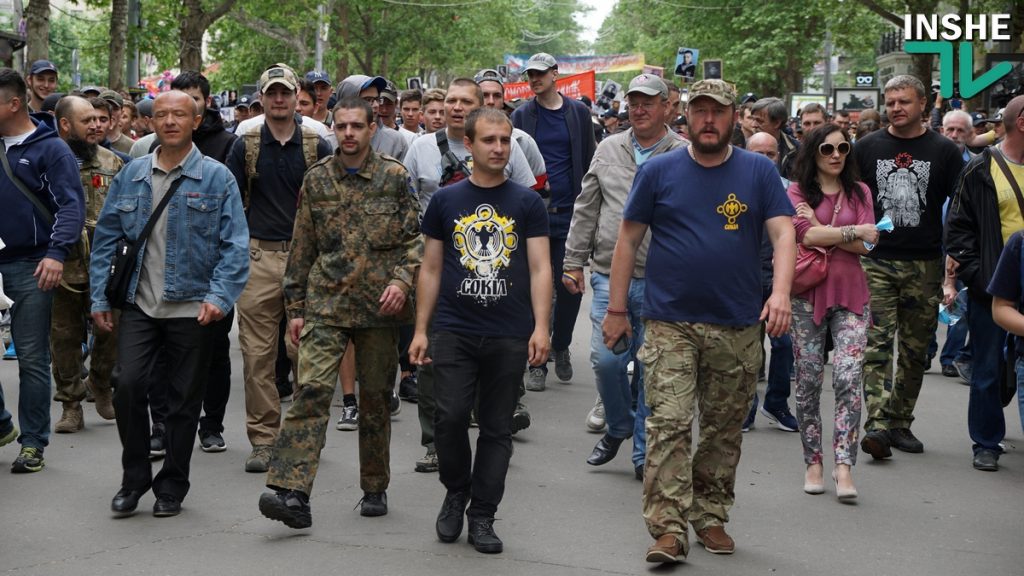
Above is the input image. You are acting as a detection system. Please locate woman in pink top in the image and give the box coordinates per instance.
[788,125,878,501]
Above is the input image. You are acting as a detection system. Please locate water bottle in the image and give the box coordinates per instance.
[939,288,968,325]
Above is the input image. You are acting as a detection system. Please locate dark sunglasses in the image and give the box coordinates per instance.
[818,141,851,156]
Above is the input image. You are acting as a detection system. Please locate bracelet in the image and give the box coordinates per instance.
[606,308,628,315]
[841,225,856,243]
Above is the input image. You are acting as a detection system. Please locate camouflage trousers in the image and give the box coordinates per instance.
[638,319,759,554]
[861,257,942,432]
[267,322,397,495]
[50,282,117,402]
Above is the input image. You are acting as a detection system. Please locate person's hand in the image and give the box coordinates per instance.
[91,311,114,333]
[793,202,820,226]
[561,269,585,295]
[288,318,305,347]
[857,224,879,245]
[197,302,224,326]
[409,332,431,366]
[34,257,63,291]
[946,257,960,279]
[760,292,791,337]
[602,312,632,350]
[942,283,958,306]
[528,327,550,366]
[378,284,406,316]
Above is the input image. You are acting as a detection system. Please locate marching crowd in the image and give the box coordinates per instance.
[1,49,1023,564]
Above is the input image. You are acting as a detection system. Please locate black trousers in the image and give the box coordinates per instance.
[113,305,213,500]
[432,331,527,519]
[150,308,233,434]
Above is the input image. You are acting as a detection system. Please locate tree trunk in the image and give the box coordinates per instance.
[179,0,237,72]
[108,0,128,90]
[24,0,50,63]
[232,9,310,69]
[332,1,351,81]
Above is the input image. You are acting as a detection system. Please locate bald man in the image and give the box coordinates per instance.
[741,130,798,434]
[90,90,250,517]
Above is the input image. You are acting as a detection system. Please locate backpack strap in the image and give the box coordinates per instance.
[242,126,262,211]
[436,130,471,187]
[299,124,320,174]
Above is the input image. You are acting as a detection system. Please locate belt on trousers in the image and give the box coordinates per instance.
[251,238,291,251]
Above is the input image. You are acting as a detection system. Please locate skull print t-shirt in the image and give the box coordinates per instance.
[852,127,963,261]
[420,178,549,338]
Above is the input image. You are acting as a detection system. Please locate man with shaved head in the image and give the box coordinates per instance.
[90,90,250,518]
[50,95,124,434]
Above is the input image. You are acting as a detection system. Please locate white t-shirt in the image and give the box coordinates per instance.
[3,129,35,150]
[404,128,537,214]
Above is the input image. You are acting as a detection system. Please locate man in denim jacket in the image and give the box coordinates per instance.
[89,91,250,518]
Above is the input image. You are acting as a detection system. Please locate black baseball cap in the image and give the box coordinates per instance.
[30,60,58,76]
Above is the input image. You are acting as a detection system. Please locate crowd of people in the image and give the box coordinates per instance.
[0,49,1022,564]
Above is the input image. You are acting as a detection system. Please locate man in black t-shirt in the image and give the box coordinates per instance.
[852,75,964,461]
[409,108,551,554]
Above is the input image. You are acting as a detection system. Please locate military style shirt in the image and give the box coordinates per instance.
[284,149,421,328]
[66,146,124,284]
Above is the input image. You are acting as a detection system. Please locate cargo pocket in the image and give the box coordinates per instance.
[363,199,401,250]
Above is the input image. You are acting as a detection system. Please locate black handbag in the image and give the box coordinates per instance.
[105,177,184,309]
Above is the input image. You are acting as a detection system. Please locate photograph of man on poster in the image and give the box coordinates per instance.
[703,59,722,80]
[674,48,698,80]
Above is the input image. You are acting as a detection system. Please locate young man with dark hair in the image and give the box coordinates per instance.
[410,106,552,554]
[512,53,597,391]
[25,60,58,113]
[0,68,86,473]
[399,89,422,143]
[258,98,421,526]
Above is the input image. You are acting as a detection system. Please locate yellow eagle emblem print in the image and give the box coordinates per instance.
[452,203,518,304]
[716,193,747,230]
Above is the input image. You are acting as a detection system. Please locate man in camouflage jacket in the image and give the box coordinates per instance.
[258,97,421,528]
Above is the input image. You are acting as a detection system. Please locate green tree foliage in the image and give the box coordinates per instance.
[48,10,115,89]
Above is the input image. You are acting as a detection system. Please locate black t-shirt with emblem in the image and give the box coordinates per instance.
[853,128,963,261]
[420,178,549,338]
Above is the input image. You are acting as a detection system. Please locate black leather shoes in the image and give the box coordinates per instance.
[860,430,892,460]
[436,490,470,543]
[111,487,147,517]
[586,434,627,466]
[153,495,182,517]
[467,517,503,554]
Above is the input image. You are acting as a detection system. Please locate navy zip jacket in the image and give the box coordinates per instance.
[1,114,86,263]
[512,93,597,202]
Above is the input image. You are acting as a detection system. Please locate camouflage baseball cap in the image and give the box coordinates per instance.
[259,66,298,93]
[98,89,124,108]
[688,79,736,106]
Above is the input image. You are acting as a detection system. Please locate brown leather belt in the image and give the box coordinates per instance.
[252,238,291,251]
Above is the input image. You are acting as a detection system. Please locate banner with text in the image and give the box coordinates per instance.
[504,53,645,75]
[504,70,596,102]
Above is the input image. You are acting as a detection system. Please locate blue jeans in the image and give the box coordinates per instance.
[588,272,646,439]
[0,259,54,450]
[763,333,794,411]
[966,298,1005,453]
[1015,357,1024,436]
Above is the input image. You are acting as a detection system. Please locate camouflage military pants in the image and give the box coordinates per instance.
[638,320,759,553]
[861,257,942,431]
[267,322,397,495]
[50,282,117,402]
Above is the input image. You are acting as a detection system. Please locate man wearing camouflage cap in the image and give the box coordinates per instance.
[258,96,421,526]
[603,79,795,562]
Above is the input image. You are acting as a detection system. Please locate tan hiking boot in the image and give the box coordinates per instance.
[55,402,84,433]
[92,386,116,420]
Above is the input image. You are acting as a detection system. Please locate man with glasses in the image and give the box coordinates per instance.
[563,74,685,475]
[852,75,963,461]
[512,53,597,392]
[335,75,408,162]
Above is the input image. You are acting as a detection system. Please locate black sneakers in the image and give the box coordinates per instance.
[436,490,470,543]
[359,491,388,517]
[399,375,418,403]
[259,489,312,529]
[149,424,166,460]
[888,428,924,453]
[467,517,503,554]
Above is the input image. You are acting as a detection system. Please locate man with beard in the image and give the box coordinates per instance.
[602,80,795,562]
[49,96,124,434]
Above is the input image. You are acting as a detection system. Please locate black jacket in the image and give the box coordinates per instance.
[511,93,597,201]
[945,147,1004,302]
[194,109,237,163]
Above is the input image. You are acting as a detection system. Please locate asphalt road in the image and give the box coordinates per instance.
[1,297,1022,576]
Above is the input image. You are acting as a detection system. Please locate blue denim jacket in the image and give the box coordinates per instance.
[89,144,250,314]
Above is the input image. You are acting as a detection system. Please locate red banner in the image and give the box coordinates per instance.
[504,70,596,102]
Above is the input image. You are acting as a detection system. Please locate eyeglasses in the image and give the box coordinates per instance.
[629,101,662,112]
[818,141,851,156]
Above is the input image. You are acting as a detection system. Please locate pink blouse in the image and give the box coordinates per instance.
[788,181,874,325]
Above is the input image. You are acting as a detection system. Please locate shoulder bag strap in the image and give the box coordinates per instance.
[0,139,55,227]
[129,176,185,260]
[991,147,1024,219]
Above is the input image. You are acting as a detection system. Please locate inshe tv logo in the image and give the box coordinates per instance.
[903,13,1013,98]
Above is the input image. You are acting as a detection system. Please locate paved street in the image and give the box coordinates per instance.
[1,298,1022,576]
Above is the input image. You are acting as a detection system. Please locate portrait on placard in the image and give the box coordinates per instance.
[674,47,699,80]
[703,60,722,80]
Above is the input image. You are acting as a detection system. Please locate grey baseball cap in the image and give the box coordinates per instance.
[523,53,557,73]
[626,74,668,98]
